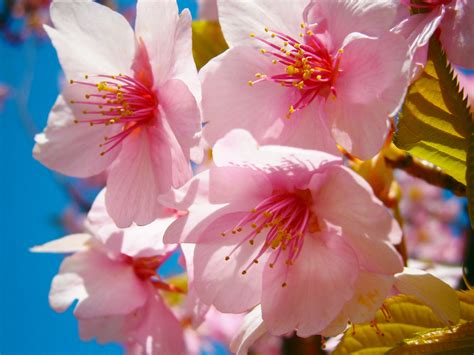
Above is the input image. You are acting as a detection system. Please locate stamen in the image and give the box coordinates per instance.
[250,24,344,115]
[69,74,157,155]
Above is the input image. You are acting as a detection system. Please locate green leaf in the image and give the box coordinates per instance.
[192,20,228,70]
[333,291,474,355]
[394,38,472,185]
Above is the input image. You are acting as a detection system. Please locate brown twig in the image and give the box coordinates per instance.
[384,152,466,197]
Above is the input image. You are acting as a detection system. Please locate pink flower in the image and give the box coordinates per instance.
[198,0,218,21]
[162,129,412,336]
[200,0,410,159]
[33,0,201,227]
[31,192,187,354]
[231,267,460,354]
[399,0,474,70]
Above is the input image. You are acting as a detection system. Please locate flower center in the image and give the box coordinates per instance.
[69,73,158,155]
[130,254,184,293]
[248,23,343,119]
[223,190,318,286]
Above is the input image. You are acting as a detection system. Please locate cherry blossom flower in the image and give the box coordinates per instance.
[231,266,460,354]
[399,0,474,70]
[162,129,416,337]
[200,0,411,159]
[33,0,201,227]
[31,191,187,354]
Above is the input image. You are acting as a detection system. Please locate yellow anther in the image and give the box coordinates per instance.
[84,74,89,79]
[299,33,304,37]
[300,22,306,29]
[264,27,269,32]
[283,41,288,46]
[289,105,295,114]
[263,211,272,218]
[286,65,296,75]
[316,75,322,80]
[248,81,254,86]
[303,71,311,80]
[251,223,257,228]
[69,79,74,84]
[338,48,344,54]
[294,43,301,49]
[272,59,278,64]
[271,33,276,38]
[249,33,255,38]
[306,30,313,36]
[260,49,267,54]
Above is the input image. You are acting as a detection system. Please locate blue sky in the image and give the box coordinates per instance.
[0,1,199,354]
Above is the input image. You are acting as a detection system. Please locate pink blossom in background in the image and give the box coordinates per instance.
[162,129,427,338]
[0,84,9,110]
[31,192,189,354]
[397,171,467,265]
[198,0,218,21]
[201,0,411,159]
[33,0,201,228]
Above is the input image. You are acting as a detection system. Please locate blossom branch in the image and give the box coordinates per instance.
[384,152,466,197]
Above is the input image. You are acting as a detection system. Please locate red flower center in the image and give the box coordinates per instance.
[69,73,158,155]
[249,23,343,119]
[222,190,319,287]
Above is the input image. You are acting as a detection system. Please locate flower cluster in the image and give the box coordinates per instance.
[33,0,472,353]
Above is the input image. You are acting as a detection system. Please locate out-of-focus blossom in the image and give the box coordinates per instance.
[0,84,10,111]
[162,129,415,338]
[396,0,474,76]
[198,0,218,21]
[32,191,187,354]
[33,0,201,228]
[397,171,467,265]
[201,0,410,160]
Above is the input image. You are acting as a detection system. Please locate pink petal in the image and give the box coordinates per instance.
[87,189,176,258]
[105,123,191,228]
[135,0,200,99]
[162,170,267,244]
[45,1,135,78]
[128,290,186,355]
[326,32,410,159]
[343,233,403,275]
[79,314,133,344]
[193,212,270,313]
[201,47,294,147]
[230,306,267,355]
[49,249,148,318]
[392,7,444,81]
[311,165,402,244]
[261,232,359,336]
[198,0,219,20]
[440,0,474,69]
[217,0,308,48]
[158,79,201,156]
[30,234,91,254]
[33,96,120,177]
[394,267,460,324]
[212,129,341,190]
[304,0,405,50]
[342,272,394,324]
